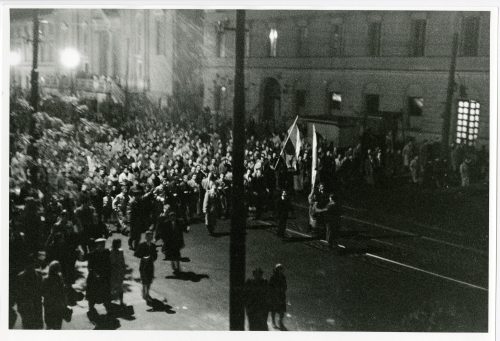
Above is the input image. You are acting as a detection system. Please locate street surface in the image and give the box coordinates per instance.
[12,204,489,331]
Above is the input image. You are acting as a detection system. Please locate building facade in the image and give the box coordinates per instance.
[10,9,491,146]
[202,10,490,145]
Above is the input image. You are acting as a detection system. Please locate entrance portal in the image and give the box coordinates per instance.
[262,77,281,129]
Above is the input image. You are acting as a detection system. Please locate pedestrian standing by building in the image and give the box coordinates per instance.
[269,264,287,330]
[42,261,68,330]
[109,238,126,306]
[244,268,270,331]
[86,238,112,317]
[134,230,157,303]
[15,255,43,329]
[275,190,293,239]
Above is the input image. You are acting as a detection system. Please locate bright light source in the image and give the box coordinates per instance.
[60,47,80,69]
[221,86,226,92]
[269,28,278,40]
[10,50,21,66]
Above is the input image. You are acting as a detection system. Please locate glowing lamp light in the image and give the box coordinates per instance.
[10,50,21,66]
[60,48,81,69]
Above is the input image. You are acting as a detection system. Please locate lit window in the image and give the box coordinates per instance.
[329,91,342,112]
[456,99,480,145]
[269,28,278,57]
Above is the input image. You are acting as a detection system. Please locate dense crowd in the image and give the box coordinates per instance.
[9,102,488,330]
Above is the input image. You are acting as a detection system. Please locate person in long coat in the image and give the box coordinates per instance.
[203,183,219,235]
[269,264,287,330]
[15,256,43,329]
[244,268,270,331]
[325,194,342,249]
[275,190,293,239]
[109,238,126,306]
[134,230,157,302]
[160,210,186,274]
[42,261,67,329]
[86,238,111,315]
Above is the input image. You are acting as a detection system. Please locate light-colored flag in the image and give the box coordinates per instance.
[311,124,318,188]
[275,116,301,168]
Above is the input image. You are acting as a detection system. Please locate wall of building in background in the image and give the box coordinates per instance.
[202,10,490,145]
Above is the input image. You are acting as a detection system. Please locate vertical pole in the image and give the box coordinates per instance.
[441,32,459,158]
[30,9,40,114]
[230,9,246,331]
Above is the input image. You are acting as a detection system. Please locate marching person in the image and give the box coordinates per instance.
[275,190,293,239]
[269,264,287,330]
[15,255,43,329]
[109,238,126,306]
[244,268,270,331]
[161,210,186,275]
[86,238,112,318]
[203,182,219,236]
[134,230,157,303]
[42,261,68,330]
[325,193,342,249]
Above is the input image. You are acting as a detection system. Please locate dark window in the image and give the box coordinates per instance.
[367,22,381,56]
[365,94,380,115]
[329,91,342,111]
[297,25,308,57]
[214,86,222,111]
[295,90,306,115]
[461,16,480,57]
[408,97,424,116]
[330,24,342,56]
[411,19,426,57]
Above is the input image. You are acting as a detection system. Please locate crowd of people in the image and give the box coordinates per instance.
[9,100,488,330]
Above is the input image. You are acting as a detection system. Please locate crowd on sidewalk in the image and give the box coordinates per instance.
[9,104,488,330]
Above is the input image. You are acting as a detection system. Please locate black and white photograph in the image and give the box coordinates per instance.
[1,0,498,338]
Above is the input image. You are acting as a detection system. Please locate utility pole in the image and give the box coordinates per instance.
[30,9,40,114]
[441,32,459,158]
[229,9,246,331]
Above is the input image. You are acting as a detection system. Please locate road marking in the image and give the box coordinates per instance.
[364,253,488,292]
[344,216,485,256]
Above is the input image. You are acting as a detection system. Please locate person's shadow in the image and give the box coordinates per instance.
[165,271,210,282]
[87,310,121,330]
[108,303,136,321]
[146,298,176,314]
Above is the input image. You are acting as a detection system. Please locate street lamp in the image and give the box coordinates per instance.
[10,50,21,91]
[60,47,80,95]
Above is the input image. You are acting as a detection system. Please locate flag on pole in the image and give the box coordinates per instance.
[311,124,318,188]
[275,116,301,168]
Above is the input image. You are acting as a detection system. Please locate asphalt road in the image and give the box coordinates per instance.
[12,212,488,331]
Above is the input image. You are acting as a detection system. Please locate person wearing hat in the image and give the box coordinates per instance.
[244,268,270,331]
[134,230,157,303]
[86,238,111,318]
[269,264,287,330]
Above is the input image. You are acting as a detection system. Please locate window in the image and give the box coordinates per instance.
[269,28,278,57]
[367,22,381,56]
[329,91,342,112]
[245,29,250,57]
[297,25,308,57]
[365,94,380,115]
[155,19,162,55]
[408,97,424,116]
[216,31,226,57]
[295,90,306,115]
[136,15,143,54]
[214,85,225,111]
[461,16,480,57]
[456,99,480,145]
[411,19,426,57]
[330,24,342,56]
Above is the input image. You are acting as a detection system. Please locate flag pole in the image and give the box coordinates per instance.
[274,115,299,169]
